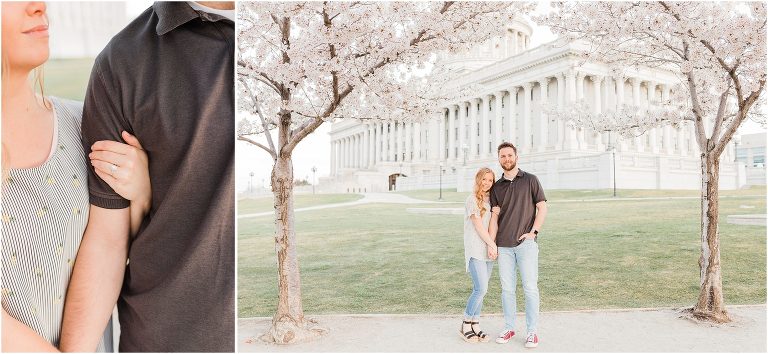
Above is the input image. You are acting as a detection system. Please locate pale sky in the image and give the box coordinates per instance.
[232,6,765,193]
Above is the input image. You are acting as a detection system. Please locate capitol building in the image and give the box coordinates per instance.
[322,19,746,193]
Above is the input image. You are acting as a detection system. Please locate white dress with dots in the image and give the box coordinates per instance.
[1,97,112,351]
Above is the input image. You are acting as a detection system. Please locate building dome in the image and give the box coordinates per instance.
[437,18,534,74]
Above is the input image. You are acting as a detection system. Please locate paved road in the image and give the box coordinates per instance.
[238,305,766,352]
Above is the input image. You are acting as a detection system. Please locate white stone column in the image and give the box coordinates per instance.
[661,85,673,155]
[647,81,659,153]
[631,78,644,152]
[521,83,532,153]
[429,115,440,162]
[480,95,491,157]
[511,30,518,56]
[330,139,336,175]
[576,72,587,150]
[353,134,359,168]
[413,122,422,162]
[438,109,447,162]
[405,122,412,162]
[392,122,403,162]
[376,123,383,163]
[448,105,456,161]
[345,136,351,168]
[469,98,479,158]
[555,74,565,149]
[493,91,504,152]
[565,70,578,150]
[369,125,375,167]
[537,78,550,152]
[362,127,369,168]
[385,122,392,162]
[592,75,605,151]
[458,102,467,163]
[506,88,517,145]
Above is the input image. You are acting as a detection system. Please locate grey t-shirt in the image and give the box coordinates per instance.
[490,169,546,248]
[80,2,234,352]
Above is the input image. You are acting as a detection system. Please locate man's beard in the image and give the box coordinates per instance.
[501,160,516,171]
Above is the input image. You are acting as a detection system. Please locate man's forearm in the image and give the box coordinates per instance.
[533,202,548,232]
[60,206,129,352]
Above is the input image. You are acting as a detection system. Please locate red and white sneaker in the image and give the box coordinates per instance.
[495,330,515,344]
[524,332,539,348]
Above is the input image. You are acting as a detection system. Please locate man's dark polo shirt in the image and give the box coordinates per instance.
[81,2,234,352]
[490,169,547,248]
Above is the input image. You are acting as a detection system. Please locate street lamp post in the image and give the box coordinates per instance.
[311,166,317,194]
[438,162,444,201]
[249,171,254,194]
[607,131,616,197]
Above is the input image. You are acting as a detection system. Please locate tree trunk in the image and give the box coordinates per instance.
[263,156,327,344]
[691,154,731,323]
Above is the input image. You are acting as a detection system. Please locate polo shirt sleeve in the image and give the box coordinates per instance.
[490,184,500,208]
[531,175,547,204]
[81,58,131,209]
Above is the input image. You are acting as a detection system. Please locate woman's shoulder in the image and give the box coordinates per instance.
[50,96,84,118]
[50,97,84,128]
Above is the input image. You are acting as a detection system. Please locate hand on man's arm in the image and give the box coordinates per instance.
[59,206,129,352]
[2,309,59,352]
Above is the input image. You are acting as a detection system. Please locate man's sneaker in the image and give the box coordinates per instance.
[495,330,515,344]
[524,332,539,348]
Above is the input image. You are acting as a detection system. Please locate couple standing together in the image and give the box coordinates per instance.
[2,2,234,352]
[461,142,548,349]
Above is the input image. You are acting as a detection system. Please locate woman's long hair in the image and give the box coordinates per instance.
[473,167,495,217]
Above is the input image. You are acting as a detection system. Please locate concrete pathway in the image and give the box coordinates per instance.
[238,193,446,219]
[238,305,766,352]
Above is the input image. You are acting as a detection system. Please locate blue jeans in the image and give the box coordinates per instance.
[498,239,539,334]
[463,257,495,320]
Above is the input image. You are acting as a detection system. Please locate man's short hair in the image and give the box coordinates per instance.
[497,142,518,155]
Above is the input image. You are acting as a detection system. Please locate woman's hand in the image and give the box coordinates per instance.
[487,243,498,260]
[491,206,501,215]
[89,131,151,209]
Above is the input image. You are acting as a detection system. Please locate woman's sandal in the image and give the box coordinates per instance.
[459,320,480,343]
[470,321,490,342]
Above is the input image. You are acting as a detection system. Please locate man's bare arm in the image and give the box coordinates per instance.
[532,201,548,232]
[59,205,129,352]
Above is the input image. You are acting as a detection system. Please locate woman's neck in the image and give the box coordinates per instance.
[2,70,40,120]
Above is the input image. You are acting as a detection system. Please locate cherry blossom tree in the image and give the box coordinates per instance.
[541,1,766,323]
[237,1,533,343]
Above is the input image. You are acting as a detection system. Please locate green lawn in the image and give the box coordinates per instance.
[43,58,95,101]
[239,189,766,317]
[238,193,364,214]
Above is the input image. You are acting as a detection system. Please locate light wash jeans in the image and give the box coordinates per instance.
[498,239,539,334]
[463,257,495,320]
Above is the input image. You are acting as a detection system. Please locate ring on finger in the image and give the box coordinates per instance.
[110,163,118,174]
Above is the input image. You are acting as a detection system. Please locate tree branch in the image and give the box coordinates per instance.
[238,135,277,160]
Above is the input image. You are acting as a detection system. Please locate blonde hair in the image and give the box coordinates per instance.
[473,167,495,217]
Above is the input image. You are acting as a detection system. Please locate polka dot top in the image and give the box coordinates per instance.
[1,97,112,351]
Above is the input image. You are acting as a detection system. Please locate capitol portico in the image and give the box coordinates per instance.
[322,20,745,193]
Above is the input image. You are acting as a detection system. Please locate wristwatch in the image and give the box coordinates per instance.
[531,229,539,235]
